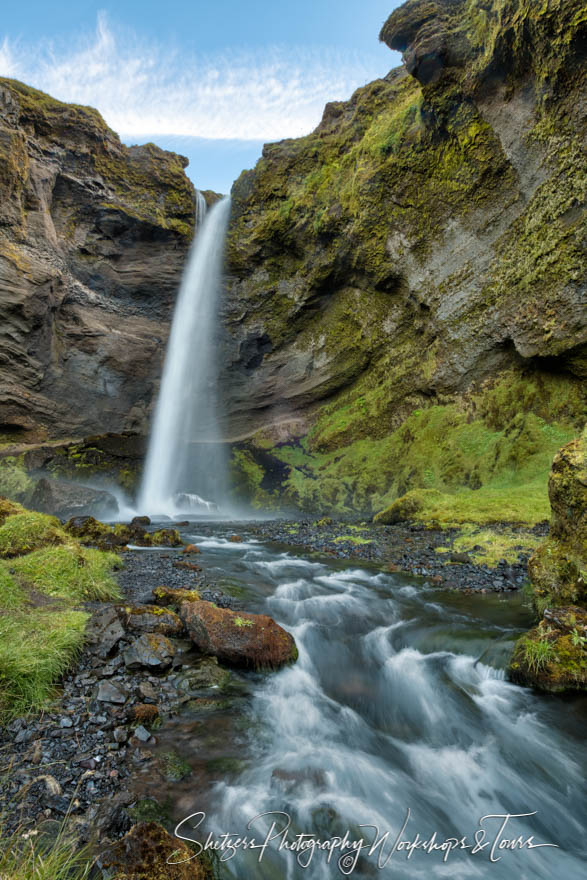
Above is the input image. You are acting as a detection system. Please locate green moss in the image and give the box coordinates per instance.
[233,616,254,627]
[157,750,192,782]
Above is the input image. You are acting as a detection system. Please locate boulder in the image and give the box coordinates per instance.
[29,477,119,521]
[509,606,587,693]
[180,601,298,669]
[124,634,176,671]
[85,606,126,659]
[152,586,201,607]
[116,604,184,637]
[96,822,211,879]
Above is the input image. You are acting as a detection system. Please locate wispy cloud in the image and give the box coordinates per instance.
[0,13,389,141]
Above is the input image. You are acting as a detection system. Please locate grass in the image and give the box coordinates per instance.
[437,526,542,567]
[519,636,557,674]
[0,610,88,718]
[0,820,95,880]
[9,545,122,602]
[0,512,67,558]
[0,502,122,717]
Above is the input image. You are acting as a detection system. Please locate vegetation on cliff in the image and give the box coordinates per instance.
[225,0,585,519]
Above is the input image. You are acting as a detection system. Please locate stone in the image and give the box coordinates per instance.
[116,604,184,636]
[173,657,230,692]
[137,682,158,703]
[29,477,119,520]
[152,586,201,606]
[133,725,151,742]
[183,544,201,554]
[96,681,128,704]
[180,600,298,669]
[124,634,176,671]
[85,606,126,659]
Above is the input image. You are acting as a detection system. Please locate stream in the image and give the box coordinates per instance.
[132,529,586,879]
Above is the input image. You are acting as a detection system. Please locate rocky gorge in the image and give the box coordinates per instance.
[0,0,586,877]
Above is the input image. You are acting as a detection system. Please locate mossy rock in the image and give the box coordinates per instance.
[374,489,444,524]
[97,821,212,879]
[509,607,587,693]
[0,496,25,527]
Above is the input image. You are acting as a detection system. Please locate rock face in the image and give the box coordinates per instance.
[0,77,196,442]
[180,600,298,669]
[219,0,586,511]
[528,436,587,609]
[509,434,587,692]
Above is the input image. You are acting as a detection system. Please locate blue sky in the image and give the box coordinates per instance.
[0,2,403,192]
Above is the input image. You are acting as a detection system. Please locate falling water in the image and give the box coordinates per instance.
[138,194,231,517]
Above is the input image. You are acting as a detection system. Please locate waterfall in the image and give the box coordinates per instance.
[138,194,231,517]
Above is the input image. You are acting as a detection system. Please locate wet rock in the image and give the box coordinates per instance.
[30,477,119,520]
[172,657,230,692]
[85,606,126,659]
[228,534,243,543]
[181,600,298,669]
[131,516,151,527]
[124,633,176,671]
[173,560,202,572]
[157,751,192,783]
[116,604,184,636]
[183,543,201,554]
[97,821,212,879]
[96,681,128,704]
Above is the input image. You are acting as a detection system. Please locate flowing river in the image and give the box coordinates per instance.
[132,528,586,879]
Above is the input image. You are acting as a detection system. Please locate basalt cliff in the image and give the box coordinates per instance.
[0,0,586,519]
[0,78,196,443]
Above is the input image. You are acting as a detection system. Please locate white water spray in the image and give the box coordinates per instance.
[138,194,231,517]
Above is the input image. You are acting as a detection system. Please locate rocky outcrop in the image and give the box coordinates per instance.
[219,0,585,512]
[509,434,587,692]
[29,476,119,519]
[528,436,587,609]
[0,78,197,442]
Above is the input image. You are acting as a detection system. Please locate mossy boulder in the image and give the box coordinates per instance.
[152,586,201,607]
[116,604,184,637]
[96,821,212,879]
[374,489,444,524]
[180,601,298,670]
[527,435,586,611]
[509,606,587,693]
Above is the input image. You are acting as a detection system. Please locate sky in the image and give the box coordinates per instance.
[0,1,404,193]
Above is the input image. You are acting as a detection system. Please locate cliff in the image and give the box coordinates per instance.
[222,0,586,514]
[0,78,196,443]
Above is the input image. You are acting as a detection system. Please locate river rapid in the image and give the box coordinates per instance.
[133,529,586,879]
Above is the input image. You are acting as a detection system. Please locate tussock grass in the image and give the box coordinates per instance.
[0,500,122,717]
[0,609,88,718]
[10,545,122,602]
[0,817,94,879]
[0,512,67,558]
